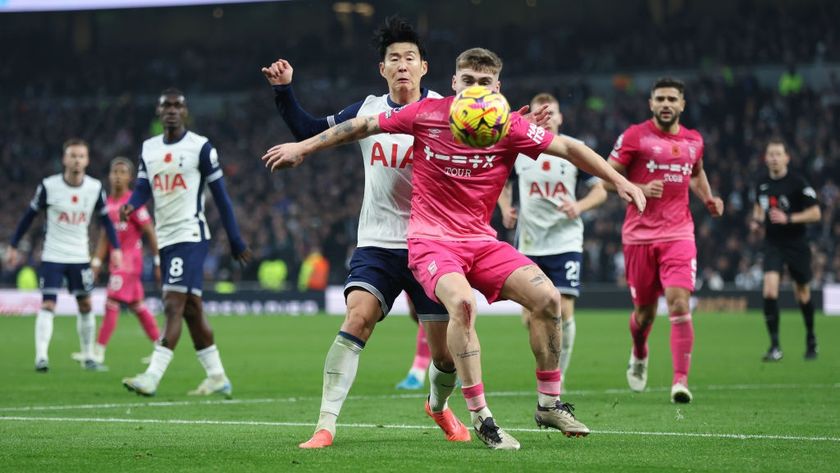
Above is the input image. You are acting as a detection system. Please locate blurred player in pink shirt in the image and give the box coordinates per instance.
[606,78,724,404]
[83,157,161,366]
[263,48,645,450]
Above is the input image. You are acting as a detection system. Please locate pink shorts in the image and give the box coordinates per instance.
[106,271,144,304]
[408,238,535,304]
[623,240,696,307]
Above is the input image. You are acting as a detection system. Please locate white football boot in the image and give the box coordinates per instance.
[626,351,648,392]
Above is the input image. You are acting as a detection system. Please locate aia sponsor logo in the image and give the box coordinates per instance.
[57,211,87,225]
[370,142,412,168]
[153,174,187,192]
[529,181,568,198]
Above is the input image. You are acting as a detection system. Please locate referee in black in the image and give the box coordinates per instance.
[750,138,821,361]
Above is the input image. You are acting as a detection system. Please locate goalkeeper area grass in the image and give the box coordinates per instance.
[1,310,837,472]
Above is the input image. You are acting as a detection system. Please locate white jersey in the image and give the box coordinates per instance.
[514,135,599,256]
[350,90,442,249]
[138,131,222,249]
[30,174,107,264]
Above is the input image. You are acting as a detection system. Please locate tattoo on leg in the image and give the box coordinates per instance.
[529,275,547,286]
[458,350,480,359]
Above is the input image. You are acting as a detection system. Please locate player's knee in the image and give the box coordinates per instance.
[668,298,690,315]
[342,307,379,340]
[447,296,475,326]
[529,291,562,320]
[77,298,92,313]
[41,299,56,311]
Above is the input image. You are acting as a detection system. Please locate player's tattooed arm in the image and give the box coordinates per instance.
[262,116,380,172]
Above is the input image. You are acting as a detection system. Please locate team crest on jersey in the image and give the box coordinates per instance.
[71,195,79,204]
[688,146,697,159]
[671,145,681,157]
[164,153,173,163]
[542,161,551,171]
[385,106,403,119]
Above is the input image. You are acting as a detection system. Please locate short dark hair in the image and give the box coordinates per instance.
[63,138,88,153]
[765,137,788,153]
[651,77,685,95]
[372,16,426,60]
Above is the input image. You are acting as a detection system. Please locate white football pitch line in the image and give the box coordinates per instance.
[0,415,838,443]
[0,382,837,413]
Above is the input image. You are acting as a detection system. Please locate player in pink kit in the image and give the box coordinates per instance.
[86,158,161,366]
[263,48,646,450]
[606,78,724,403]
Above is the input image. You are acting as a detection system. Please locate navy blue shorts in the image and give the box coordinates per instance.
[529,252,583,297]
[39,261,94,300]
[345,246,448,322]
[160,241,208,297]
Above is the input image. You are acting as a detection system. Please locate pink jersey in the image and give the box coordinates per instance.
[106,193,151,274]
[609,119,704,245]
[378,96,552,241]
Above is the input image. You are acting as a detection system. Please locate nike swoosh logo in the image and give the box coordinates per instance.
[169,277,183,283]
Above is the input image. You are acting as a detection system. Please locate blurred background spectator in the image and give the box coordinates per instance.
[1,0,838,290]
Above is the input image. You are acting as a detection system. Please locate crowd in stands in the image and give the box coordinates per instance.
[2,3,839,291]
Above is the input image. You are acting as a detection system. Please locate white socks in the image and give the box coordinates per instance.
[196,344,226,378]
[317,334,364,435]
[145,345,174,383]
[35,309,54,361]
[560,318,576,377]
[470,407,494,427]
[428,363,457,412]
[76,311,96,360]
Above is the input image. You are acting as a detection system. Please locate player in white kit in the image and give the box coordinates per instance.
[262,17,469,448]
[121,89,251,397]
[498,93,606,388]
[7,138,122,372]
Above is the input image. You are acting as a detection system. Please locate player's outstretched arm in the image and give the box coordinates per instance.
[689,162,724,217]
[262,115,381,172]
[545,135,646,213]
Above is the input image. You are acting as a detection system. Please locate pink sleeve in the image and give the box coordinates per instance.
[609,127,639,166]
[504,114,554,159]
[696,132,705,164]
[378,99,423,135]
[132,205,152,226]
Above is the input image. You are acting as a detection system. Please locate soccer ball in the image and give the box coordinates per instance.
[449,86,511,148]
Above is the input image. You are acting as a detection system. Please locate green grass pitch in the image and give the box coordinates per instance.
[1,310,837,472]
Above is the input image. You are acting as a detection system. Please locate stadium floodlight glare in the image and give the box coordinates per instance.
[0,0,285,13]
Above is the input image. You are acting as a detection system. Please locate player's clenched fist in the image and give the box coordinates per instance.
[261,59,294,86]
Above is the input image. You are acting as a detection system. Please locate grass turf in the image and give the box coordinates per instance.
[0,310,837,472]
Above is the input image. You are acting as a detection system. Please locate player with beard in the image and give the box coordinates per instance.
[605,77,724,403]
